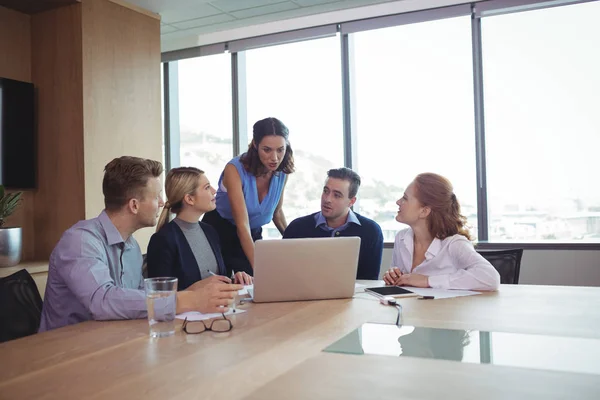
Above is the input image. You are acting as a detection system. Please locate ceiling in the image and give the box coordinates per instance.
[125,0,398,40]
[0,0,79,14]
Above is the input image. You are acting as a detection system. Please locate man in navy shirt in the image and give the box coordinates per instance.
[283,168,384,280]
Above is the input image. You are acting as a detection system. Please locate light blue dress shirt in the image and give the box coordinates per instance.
[39,211,173,332]
[314,209,362,237]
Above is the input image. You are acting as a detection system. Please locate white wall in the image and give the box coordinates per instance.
[519,250,600,286]
[380,249,600,286]
[381,249,393,279]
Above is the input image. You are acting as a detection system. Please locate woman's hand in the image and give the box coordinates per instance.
[396,273,430,288]
[383,268,430,288]
[233,271,253,285]
[383,267,403,285]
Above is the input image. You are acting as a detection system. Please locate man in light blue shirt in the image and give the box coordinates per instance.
[39,156,241,332]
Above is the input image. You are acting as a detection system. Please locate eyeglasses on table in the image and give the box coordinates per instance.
[182,313,233,334]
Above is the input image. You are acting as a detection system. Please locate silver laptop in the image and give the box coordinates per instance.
[252,237,361,303]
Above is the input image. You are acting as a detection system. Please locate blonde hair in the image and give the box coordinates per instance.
[156,167,204,232]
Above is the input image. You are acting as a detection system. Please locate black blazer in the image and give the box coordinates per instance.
[146,220,227,290]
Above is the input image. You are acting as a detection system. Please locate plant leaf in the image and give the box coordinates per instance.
[0,189,23,220]
[7,193,22,206]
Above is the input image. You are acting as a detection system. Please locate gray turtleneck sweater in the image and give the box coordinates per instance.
[173,218,219,279]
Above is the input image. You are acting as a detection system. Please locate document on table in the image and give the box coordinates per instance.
[400,287,481,300]
[354,283,367,292]
[238,284,253,296]
[176,308,247,321]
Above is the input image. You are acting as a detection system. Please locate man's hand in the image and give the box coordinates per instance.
[187,274,231,291]
[383,267,403,285]
[177,282,242,314]
[233,271,253,285]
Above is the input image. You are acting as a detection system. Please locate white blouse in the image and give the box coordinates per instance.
[392,228,500,291]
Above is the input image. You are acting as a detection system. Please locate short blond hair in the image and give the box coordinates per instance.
[103,156,163,211]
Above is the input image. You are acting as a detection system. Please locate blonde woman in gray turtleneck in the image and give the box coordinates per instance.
[147,167,253,290]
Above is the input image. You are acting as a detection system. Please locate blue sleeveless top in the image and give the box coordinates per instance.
[215,156,287,230]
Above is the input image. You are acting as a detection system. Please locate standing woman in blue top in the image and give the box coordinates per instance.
[146,167,253,287]
[203,117,294,276]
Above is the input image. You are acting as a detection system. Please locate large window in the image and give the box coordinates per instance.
[177,54,233,183]
[351,16,477,241]
[245,37,344,237]
[163,0,600,246]
[482,1,600,242]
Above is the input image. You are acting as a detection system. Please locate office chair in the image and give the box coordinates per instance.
[0,269,44,343]
[476,248,523,284]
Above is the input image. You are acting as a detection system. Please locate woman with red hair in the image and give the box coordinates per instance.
[383,173,500,291]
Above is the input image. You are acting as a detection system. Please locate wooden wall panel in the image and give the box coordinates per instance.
[0,6,31,82]
[31,4,86,259]
[81,0,162,251]
[0,5,36,261]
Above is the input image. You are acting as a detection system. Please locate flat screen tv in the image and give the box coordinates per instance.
[0,77,36,189]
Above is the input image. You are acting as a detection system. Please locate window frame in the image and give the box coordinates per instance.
[161,0,600,249]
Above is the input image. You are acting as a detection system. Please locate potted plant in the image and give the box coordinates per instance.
[0,185,23,267]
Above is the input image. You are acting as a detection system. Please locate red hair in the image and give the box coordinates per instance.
[412,173,471,240]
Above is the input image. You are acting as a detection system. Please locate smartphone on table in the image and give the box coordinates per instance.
[365,286,418,298]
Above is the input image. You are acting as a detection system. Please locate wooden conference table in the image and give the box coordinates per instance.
[1,282,599,399]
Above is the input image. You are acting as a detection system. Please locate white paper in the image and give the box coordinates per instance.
[354,283,367,293]
[176,308,246,321]
[238,284,253,296]
[400,286,481,300]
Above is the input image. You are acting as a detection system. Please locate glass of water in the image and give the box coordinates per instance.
[144,277,178,338]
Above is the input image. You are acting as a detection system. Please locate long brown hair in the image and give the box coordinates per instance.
[240,117,295,176]
[412,173,471,240]
[155,167,204,232]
